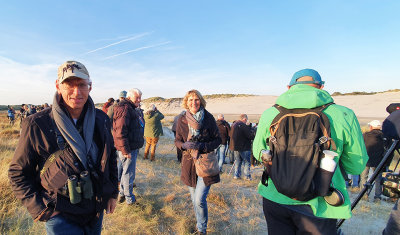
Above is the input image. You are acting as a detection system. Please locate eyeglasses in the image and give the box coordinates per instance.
[62,82,91,92]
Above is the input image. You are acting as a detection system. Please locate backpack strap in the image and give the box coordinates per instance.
[51,119,67,151]
[317,102,336,151]
[40,120,68,177]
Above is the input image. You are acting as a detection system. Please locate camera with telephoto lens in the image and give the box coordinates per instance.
[382,172,400,198]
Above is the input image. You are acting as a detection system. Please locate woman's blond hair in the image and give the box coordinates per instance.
[181,89,207,109]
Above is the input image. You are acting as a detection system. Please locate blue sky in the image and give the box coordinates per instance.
[0,1,399,105]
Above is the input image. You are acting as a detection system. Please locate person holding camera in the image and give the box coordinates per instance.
[143,104,164,161]
[175,89,221,235]
[8,61,118,235]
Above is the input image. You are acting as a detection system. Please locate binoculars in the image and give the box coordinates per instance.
[67,171,94,204]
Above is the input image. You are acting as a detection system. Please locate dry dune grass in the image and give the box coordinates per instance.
[0,115,398,234]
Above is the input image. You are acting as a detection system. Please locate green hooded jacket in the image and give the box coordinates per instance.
[144,110,164,138]
[253,84,368,219]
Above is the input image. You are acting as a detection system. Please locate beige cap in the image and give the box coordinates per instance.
[368,120,382,128]
[57,61,90,83]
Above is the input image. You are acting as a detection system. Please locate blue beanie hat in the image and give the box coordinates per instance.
[119,90,127,98]
[289,69,325,86]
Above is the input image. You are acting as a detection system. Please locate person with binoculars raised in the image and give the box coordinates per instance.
[8,61,118,235]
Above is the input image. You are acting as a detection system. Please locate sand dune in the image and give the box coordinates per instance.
[144,91,400,126]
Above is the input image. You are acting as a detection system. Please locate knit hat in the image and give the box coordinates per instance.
[289,69,325,86]
[57,61,90,83]
[119,90,127,98]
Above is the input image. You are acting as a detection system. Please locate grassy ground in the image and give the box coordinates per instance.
[0,115,398,234]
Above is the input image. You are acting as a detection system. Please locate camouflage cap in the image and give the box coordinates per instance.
[57,61,90,83]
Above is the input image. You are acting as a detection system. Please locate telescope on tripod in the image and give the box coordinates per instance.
[337,104,400,229]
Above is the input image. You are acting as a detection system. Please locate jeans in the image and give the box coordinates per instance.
[360,166,382,198]
[45,213,103,235]
[346,174,360,187]
[188,177,211,234]
[227,149,234,164]
[144,137,159,160]
[118,149,138,204]
[234,150,251,179]
[217,144,227,171]
[117,151,122,182]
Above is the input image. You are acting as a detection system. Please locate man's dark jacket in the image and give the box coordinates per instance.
[229,121,254,151]
[363,129,385,167]
[175,110,221,187]
[8,108,118,225]
[112,99,145,154]
[216,119,231,145]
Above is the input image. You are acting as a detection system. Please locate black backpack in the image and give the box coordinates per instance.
[264,103,335,201]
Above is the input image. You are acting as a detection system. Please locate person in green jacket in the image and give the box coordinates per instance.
[253,68,368,235]
[143,104,164,161]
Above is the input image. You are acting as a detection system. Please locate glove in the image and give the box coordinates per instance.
[182,142,205,150]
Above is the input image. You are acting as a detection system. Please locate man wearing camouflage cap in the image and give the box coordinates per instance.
[9,61,118,234]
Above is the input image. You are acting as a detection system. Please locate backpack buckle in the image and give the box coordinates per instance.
[319,136,328,145]
[270,136,277,144]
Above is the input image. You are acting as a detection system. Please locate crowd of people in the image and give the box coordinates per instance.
[6,61,400,235]
[6,103,50,126]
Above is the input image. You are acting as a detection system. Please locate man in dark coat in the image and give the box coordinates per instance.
[360,120,385,202]
[112,88,144,205]
[8,61,118,234]
[102,97,114,114]
[230,114,255,180]
[216,114,230,172]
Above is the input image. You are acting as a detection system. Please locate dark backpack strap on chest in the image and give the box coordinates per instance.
[40,120,71,177]
[52,119,67,151]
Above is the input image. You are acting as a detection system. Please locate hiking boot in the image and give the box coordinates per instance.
[117,195,125,203]
[245,176,252,181]
[127,201,138,206]
[350,186,360,193]
[233,176,240,180]
[361,194,369,201]
[374,196,382,204]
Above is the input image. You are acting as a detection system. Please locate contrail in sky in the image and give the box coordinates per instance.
[103,41,171,60]
[83,32,151,55]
